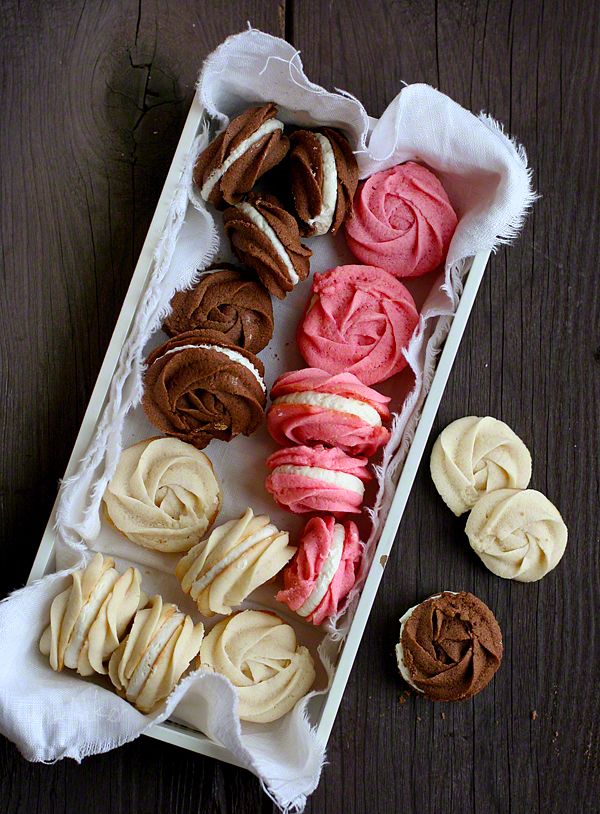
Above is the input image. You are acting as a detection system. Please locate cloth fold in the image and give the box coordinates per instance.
[0,27,534,813]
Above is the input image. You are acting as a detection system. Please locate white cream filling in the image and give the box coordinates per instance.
[273,391,381,426]
[188,525,278,598]
[200,119,284,201]
[272,464,364,496]
[236,201,299,286]
[155,343,265,392]
[126,612,184,700]
[63,569,118,668]
[307,133,338,235]
[296,523,345,618]
[395,592,455,692]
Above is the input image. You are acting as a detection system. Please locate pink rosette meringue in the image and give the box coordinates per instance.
[267,367,391,456]
[277,516,362,625]
[345,162,457,278]
[297,264,419,386]
[265,445,371,515]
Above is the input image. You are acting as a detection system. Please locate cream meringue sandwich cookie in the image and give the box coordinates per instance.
[465,488,568,582]
[200,610,315,723]
[430,416,532,515]
[193,103,289,209]
[39,553,146,676]
[108,594,204,713]
[103,437,222,553]
[176,507,295,616]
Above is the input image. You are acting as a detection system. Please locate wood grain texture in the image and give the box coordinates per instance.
[1,1,599,812]
[294,1,600,812]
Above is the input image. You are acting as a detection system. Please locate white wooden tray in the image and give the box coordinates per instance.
[27,94,490,766]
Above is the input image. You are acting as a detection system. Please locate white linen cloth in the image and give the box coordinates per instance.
[0,27,535,813]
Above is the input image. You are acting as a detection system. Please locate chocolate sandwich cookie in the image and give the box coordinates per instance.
[163,265,274,353]
[223,192,312,299]
[142,329,266,449]
[193,103,289,209]
[395,591,503,701]
[288,128,359,236]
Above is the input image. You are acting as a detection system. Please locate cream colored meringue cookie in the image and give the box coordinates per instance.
[465,488,568,582]
[176,507,295,617]
[39,553,146,676]
[430,416,532,515]
[200,609,316,723]
[108,594,204,713]
[103,437,222,553]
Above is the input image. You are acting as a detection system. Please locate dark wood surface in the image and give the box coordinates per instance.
[1,1,599,811]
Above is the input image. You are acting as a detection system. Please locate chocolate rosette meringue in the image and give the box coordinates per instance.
[163,265,274,353]
[193,103,289,209]
[289,127,359,236]
[142,329,266,449]
[223,193,312,299]
[396,591,503,701]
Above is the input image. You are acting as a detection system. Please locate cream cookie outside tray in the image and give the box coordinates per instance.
[27,88,495,768]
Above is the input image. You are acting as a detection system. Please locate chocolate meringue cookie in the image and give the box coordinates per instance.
[289,127,359,236]
[396,591,503,701]
[163,265,274,353]
[108,594,204,713]
[223,193,312,299]
[193,103,289,209]
[142,329,266,449]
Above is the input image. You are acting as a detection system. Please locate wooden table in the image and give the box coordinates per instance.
[2,2,599,812]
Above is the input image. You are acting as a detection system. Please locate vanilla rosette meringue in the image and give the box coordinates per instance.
[430,416,532,515]
[39,553,146,676]
[465,488,568,582]
[176,508,295,616]
[103,437,222,553]
[200,610,316,722]
[108,595,204,713]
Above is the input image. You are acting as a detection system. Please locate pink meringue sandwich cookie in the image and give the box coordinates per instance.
[267,367,391,457]
[277,515,362,625]
[297,264,419,386]
[265,445,371,515]
[345,162,458,278]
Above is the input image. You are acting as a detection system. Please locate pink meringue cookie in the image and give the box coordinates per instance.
[297,264,419,386]
[265,444,371,515]
[345,162,457,278]
[267,367,391,456]
[277,515,362,625]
